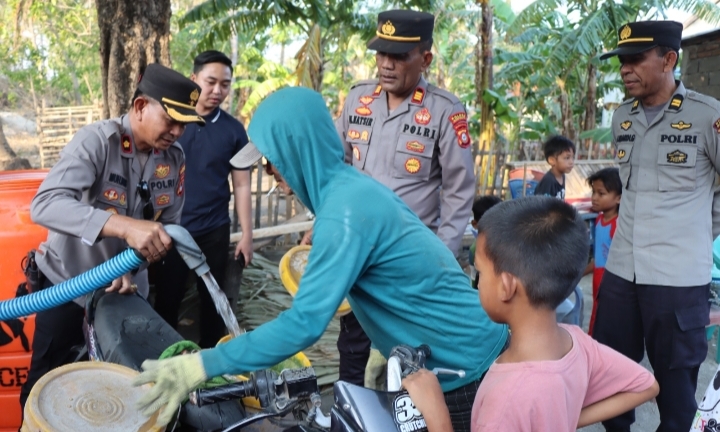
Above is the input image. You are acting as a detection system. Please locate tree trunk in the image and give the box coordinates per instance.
[0,118,31,171]
[476,0,494,195]
[95,0,172,119]
[0,119,17,160]
[583,60,597,159]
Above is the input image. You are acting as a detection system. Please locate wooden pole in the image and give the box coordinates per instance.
[230,221,314,243]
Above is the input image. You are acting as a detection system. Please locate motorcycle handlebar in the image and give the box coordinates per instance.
[190,381,255,407]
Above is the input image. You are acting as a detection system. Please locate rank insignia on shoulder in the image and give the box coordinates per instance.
[154,164,170,179]
[156,194,170,206]
[103,189,118,201]
[372,85,382,97]
[353,146,361,161]
[617,149,626,159]
[355,106,372,116]
[414,108,431,125]
[359,96,374,105]
[669,95,684,110]
[121,134,132,154]
[666,149,688,164]
[671,121,692,131]
[411,87,425,105]
[405,157,421,174]
[620,121,632,131]
[119,193,126,206]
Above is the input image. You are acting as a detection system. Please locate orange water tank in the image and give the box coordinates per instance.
[0,170,48,432]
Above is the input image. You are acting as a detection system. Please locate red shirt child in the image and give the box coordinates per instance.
[584,168,622,335]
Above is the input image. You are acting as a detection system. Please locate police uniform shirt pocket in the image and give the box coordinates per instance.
[656,144,698,191]
[346,127,372,169]
[393,133,435,181]
[95,182,128,216]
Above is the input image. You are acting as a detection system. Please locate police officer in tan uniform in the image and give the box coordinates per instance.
[332,10,477,430]
[19,63,204,410]
[594,21,720,431]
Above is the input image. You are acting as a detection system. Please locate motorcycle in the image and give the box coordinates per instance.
[189,344,465,432]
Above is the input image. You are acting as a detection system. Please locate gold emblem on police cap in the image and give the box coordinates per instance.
[190,89,199,106]
[620,25,632,41]
[381,20,396,36]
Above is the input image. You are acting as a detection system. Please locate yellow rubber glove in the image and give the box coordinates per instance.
[132,352,208,426]
[364,348,388,390]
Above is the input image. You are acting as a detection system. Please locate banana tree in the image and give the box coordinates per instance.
[509,0,720,158]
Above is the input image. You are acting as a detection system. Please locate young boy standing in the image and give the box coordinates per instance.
[403,197,658,432]
[534,136,576,200]
[583,168,622,335]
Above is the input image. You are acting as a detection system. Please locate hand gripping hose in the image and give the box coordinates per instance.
[0,248,145,321]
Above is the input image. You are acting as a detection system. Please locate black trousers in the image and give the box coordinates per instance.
[593,271,709,432]
[337,311,371,385]
[19,279,84,412]
[153,223,241,349]
[338,311,486,432]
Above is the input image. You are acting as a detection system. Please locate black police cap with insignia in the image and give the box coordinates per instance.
[137,63,205,124]
[600,20,683,60]
[367,10,434,54]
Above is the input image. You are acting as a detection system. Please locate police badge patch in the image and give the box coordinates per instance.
[666,150,688,164]
[405,158,421,174]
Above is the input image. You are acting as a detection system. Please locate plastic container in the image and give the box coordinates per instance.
[508,178,538,199]
[279,245,351,317]
[0,170,48,432]
[216,335,311,409]
[22,361,164,432]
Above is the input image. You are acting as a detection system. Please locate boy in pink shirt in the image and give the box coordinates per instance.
[403,197,658,432]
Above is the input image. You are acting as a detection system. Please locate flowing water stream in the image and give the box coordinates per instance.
[200,271,243,338]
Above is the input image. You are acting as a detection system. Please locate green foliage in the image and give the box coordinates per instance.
[0,0,102,109]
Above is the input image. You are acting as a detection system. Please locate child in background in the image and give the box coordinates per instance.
[470,196,502,289]
[534,136,576,200]
[402,197,658,432]
[583,168,622,335]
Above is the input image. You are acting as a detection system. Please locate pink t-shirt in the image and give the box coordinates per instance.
[471,324,655,432]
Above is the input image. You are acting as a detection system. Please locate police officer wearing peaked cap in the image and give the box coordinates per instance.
[329,9,485,432]
[20,63,202,412]
[593,21,720,431]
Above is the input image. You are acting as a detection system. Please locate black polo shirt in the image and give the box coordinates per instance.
[178,107,249,236]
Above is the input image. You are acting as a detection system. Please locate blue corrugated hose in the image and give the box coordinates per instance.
[0,248,144,321]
